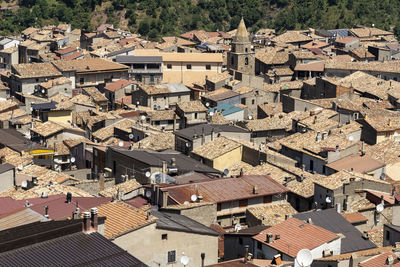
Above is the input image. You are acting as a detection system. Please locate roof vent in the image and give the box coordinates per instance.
[41,191,48,198]
[66,192,72,203]
[386,255,394,266]
[362,231,369,240]
[86,66,90,70]
[323,249,332,257]
[253,185,258,194]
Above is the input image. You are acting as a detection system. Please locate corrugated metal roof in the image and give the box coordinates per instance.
[0,208,49,231]
[0,231,146,266]
[174,124,248,140]
[163,175,289,204]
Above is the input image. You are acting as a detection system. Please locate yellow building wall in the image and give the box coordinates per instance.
[48,110,72,124]
[376,130,400,144]
[213,146,242,171]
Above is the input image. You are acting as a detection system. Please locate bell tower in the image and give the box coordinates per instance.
[227,18,255,76]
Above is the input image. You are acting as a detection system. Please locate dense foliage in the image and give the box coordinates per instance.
[0,0,399,39]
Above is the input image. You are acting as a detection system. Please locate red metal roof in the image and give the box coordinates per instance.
[162,175,289,204]
[253,218,339,257]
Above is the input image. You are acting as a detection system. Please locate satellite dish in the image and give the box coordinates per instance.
[18,165,23,171]
[145,190,152,198]
[145,171,151,178]
[180,255,190,266]
[205,102,210,107]
[209,111,214,116]
[118,141,124,147]
[235,223,242,232]
[140,115,146,121]
[41,89,45,94]
[348,136,354,141]
[128,133,134,139]
[21,180,28,188]
[70,157,76,163]
[295,249,313,267]
[376,203,384,213]
[185,142,191,148]
[248,115,253,120]
[325,196,332,203]
[183,201,189,205]
[223,169,229,176]
[191,194,198,202]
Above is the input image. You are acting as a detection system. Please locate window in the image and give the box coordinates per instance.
[150,75,155,84]
[386,230,390,240]
[239,237,243,245]
[310,160,314,172]
[36,78,39,82]
[231,57,234,65]
[257,241,262,250]
[194,113,198,119]
[239,199,248,208]
[79,78,84,84]
[62,155,68,162]
[186,64,192,70]
[241,98,246,105]
[168,120,174,125]
[245,57,249,65]
[167,250,176,263]
[251,99,255,105]
[162,234,168,240]
[167,64,172,69]
[206,64,211,70]
[245,48,248,53]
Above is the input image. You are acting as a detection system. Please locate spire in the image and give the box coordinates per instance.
[234,17,249,43]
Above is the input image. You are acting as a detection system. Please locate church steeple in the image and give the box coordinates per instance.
[234,17,249,43]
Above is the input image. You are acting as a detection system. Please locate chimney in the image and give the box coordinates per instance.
[253,185,258,194]
[201,253,205,267]
[239,168,244,177]
[361,141,365,156]
[362,231,369,239]
[66,192,72,203]
[44,205,49,218]
[83,211,91,232]
[386,255,394,266]
[72,207,80,219]
[173,113,177,132]
[211,129,215,141]
[343,195,349,211]
[99,173,105,191]
[336,203,341,213]
[162,191,169,208]
[90,207,98,230]
[322,132,328,140]
[171,158,176,167]
[266,233,274,243]
[349,253,360,267]
[197,195,203,202]
[162,161,167,175]
[316,131,321,142]
[335,145,339,152]
[307,218,313,225]
[146,211,152,221]
[244,245,249,264]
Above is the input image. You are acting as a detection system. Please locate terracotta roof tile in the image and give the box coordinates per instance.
[191,136,241,160]
[97,202,155,239]
[13,63,62,79]
[253,217,339,257]
[341,212,368,224]
[104,79,133,92]
[177,100,207,113]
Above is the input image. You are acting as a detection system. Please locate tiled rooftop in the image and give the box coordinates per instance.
[98,179,142,198]
[97,202,155,239]
[247,201,297,226]
[191,136,242,160]
[253,217,339,258]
